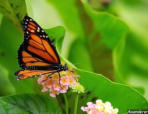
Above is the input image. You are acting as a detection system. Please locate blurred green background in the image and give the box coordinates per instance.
[0,0,148,113]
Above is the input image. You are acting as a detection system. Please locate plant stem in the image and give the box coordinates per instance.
[74,94,78,114]
[63,94,69,114]
[55,96,64,113]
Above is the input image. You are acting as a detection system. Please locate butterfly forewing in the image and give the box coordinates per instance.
[22,16,60,64]
[18,43,50,68]
[15,16,61,79]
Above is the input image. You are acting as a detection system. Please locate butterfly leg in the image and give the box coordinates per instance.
[41,72,56,83]
[57,72,62,89]
[47,72,56,78]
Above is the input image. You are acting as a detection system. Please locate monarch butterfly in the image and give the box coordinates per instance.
[15,16,68,80]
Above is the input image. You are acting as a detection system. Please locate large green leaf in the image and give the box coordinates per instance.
[68,39,93,71]
[77,69,148,114]
[0,94,61,114]
[0,17,35,94]
[72,0,128,77]
[82,0,128,49]
[112,0,148,99]
[113,33,148,99]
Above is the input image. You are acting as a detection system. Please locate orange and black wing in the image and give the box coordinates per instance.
[18,16,60,69]
[15,16,60,79]
[15,69,56,80]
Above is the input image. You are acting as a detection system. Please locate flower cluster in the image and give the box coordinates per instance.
[38,70,83,97]
[81,99,118,114]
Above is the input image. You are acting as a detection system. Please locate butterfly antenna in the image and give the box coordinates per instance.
[41,72,55,83]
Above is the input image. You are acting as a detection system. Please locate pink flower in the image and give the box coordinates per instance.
[53,83,61,91]
[41,87,48,92]
[60,85,68,93]
[69,77,76,86]
[81,106,89,112]
[37,75,48,84]
[89,109,99,114]
[49,89,59,97]
[38,70,79,97]
[81,99,118,114]
[60,76,69,85]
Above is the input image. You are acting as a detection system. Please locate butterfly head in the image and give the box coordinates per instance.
[58,64,68,71]
[63,64,68,71]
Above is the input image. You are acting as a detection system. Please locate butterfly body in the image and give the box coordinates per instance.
[25,64,68,71]
[15,16,67,80]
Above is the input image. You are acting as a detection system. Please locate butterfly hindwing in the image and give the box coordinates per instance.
[15,69,56,80]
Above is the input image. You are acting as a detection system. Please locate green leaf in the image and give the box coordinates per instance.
[0,94,61,114]
[72,0,128,77]
[133,86,145,95]
[45,26,65,41]
[112,0,148,100]
[0,65,15,96]
[7,0,26,21]
[113,33,148,82]
[0,0,26,33]
[112,0,148,40]
[46,0,85,38]
[45,26,65,53]
[0,17,36,94]
[77,69,148,114]
[0,13,3,26]
[68,39,93,71]
[82,0,128,49]
[113,31,148,100]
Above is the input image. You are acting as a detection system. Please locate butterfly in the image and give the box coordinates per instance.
[15,16,68,80]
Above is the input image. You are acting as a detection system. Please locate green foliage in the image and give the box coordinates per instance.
[47,0,85,38]
[45,26,65,53]
[0,0,26,33]
[0,0,147,113]
[112,0,148,99]
[79,1,129,77]
[77,69,148,114]
[0,17,36,94]
[0,94,61,114]
[82,0,128,49]
[0,65,15,96]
